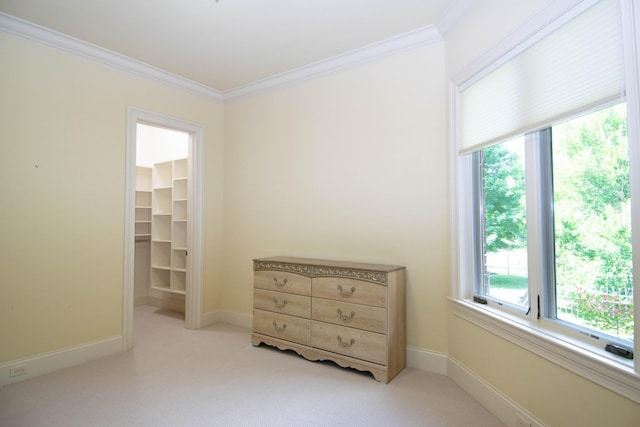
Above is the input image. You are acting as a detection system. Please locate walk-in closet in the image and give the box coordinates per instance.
[134,123,189,316]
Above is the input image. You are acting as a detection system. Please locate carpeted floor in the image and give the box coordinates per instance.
[0,305,504,426]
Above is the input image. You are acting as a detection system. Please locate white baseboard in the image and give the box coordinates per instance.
[0,336,122,387]
[202,309,252,329]
[406,346,448,375]
[202,309,221,327]
[447,356,545,427]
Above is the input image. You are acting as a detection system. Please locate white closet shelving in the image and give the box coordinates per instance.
[135,167,152,240]
[150,159,188,295]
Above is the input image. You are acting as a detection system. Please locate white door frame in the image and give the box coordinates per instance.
[123,107,204,351]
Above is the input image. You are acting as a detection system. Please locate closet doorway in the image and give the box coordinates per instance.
[123,108,204,351]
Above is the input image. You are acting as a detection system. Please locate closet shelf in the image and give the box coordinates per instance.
[135,173,153,243]
[150,158,189,296]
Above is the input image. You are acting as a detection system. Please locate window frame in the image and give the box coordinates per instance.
[473,114,633,344]
[450,0,640,403]
[472,136,531,313]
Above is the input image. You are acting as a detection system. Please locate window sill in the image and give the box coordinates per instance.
[449,298,640,404]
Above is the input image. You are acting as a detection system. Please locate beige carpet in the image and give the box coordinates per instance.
[0,305,504,426]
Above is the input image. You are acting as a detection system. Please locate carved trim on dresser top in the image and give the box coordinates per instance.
[311,267,387,285]
[253,259,390,285]
[253,260,313,276]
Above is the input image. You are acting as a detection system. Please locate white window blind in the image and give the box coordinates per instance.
[458,0,624,154]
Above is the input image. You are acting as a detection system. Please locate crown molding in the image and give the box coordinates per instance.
[1,11,442,104]
[223,25,443,102]
[0,12,225,103]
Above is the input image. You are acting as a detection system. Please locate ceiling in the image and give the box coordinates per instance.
[0,0,458,92]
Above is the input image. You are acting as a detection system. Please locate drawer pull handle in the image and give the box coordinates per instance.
[337,308,355,322]
[272,321,287,332]
[273,298,288,308]
[273,278,288,288]
[336,335,355,348]
[337,285,356,297]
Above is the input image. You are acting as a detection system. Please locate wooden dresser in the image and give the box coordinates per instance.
[252,256,406,382]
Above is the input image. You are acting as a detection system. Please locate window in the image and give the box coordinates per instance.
[452,0,640,402]
[474,136,529,310]
[473,103,633,346]
[549,104,633,344]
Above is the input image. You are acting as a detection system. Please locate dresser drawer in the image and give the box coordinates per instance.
[312,298,386,334]
[254,289,311,318]
[312,277,386,307]
[254,270,311,296]
[311,321,386,365]
[253,309,310,345]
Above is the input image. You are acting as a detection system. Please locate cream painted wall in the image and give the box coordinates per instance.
[0,32,225,363]
[445,1,640,425]
[224,44,449,351]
